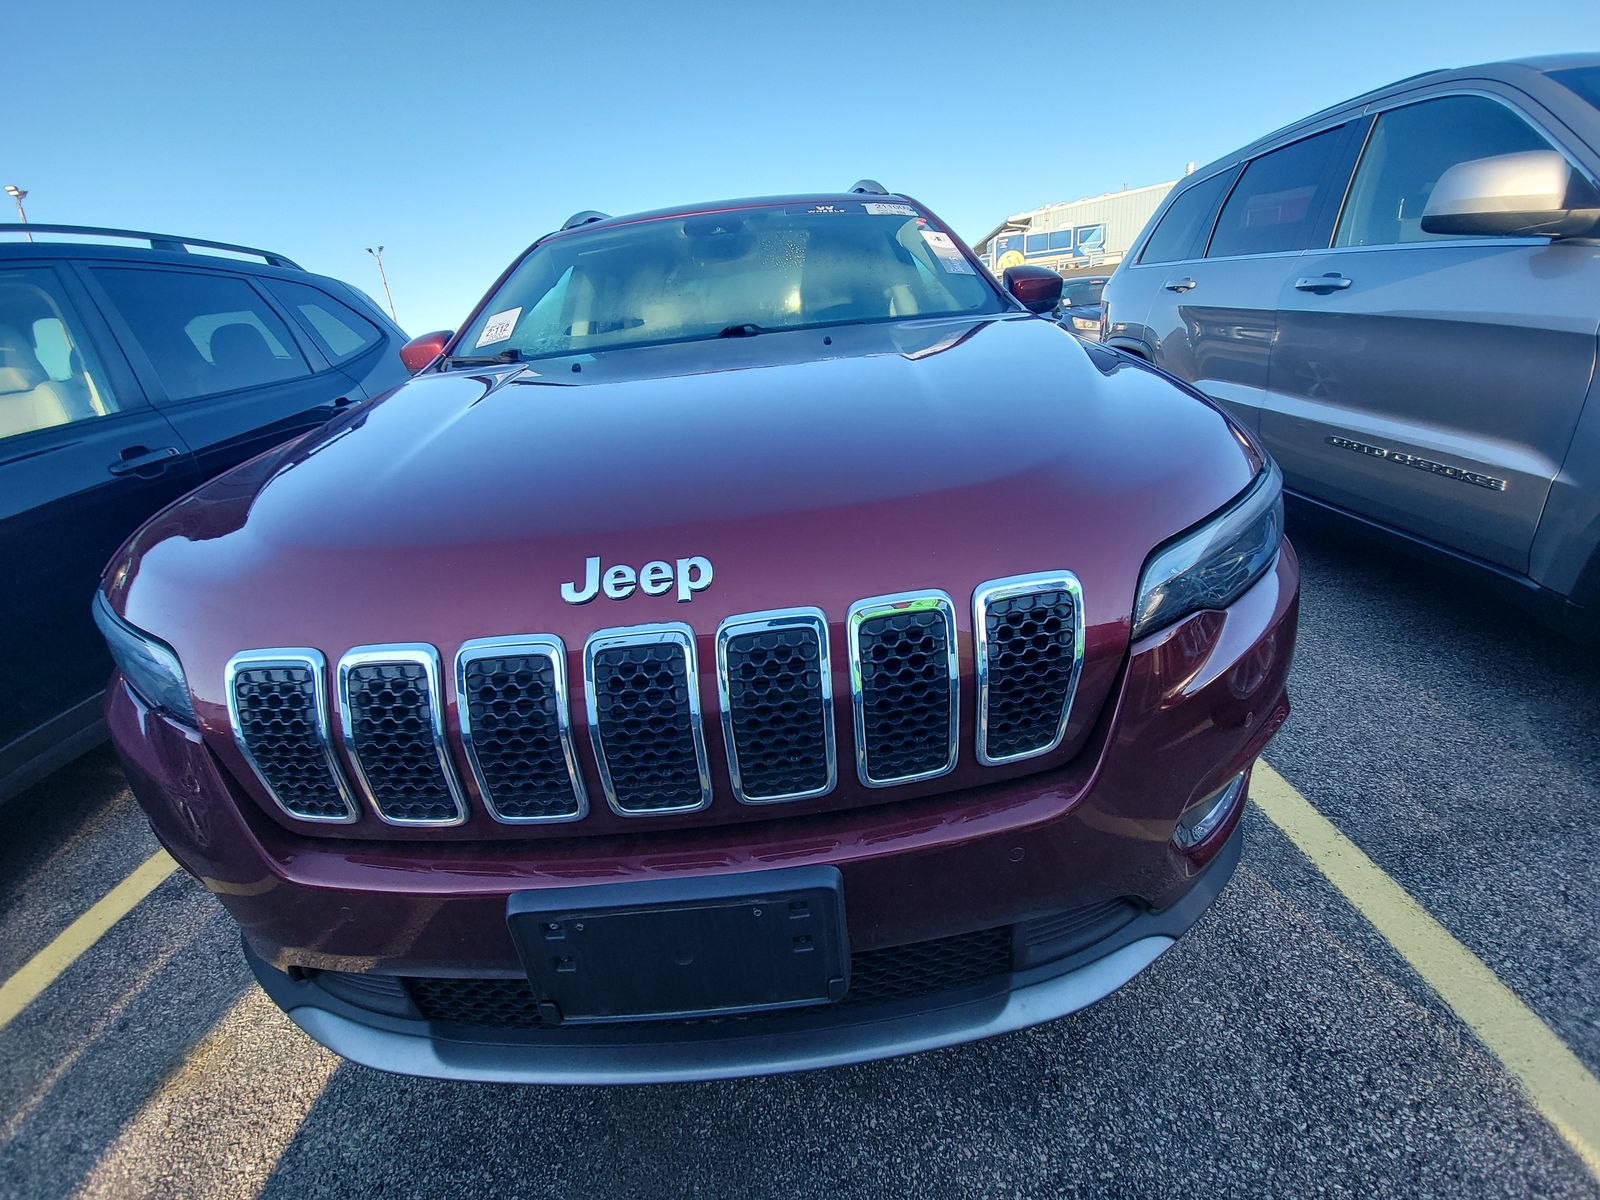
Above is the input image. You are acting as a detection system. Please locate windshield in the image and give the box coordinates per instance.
[1549,65,1600,112]
[1060,280,1105,307]
[454,202,1005,361]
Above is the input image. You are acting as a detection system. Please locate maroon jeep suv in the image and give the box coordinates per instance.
[96,186,1298,1083]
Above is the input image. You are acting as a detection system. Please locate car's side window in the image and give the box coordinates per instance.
[1139,169,1236,265]
[91,268,312,403]
[0,268,119,442]
[1207,125,1354,259]
[266,280,383,363]
[1335,95,1557,248]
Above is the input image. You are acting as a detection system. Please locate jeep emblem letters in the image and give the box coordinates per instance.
[561,555,714,604]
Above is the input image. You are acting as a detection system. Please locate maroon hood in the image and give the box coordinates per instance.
[106,313,1260,839]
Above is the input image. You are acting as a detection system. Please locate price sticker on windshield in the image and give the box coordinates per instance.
[920,230,975,275]
[475,307,522,347]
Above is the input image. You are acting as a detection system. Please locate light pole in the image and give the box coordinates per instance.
[365,245,397,323]
[5,186,31,242]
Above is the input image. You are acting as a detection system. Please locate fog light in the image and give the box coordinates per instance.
[1173,771,1247,851]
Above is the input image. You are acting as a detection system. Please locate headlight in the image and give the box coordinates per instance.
[1071,316,1099,332]
[1132,461,1283,640]
[92,592,197,724]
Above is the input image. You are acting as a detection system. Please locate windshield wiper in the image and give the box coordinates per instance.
[443,348,527,368]
[717,323,765,338]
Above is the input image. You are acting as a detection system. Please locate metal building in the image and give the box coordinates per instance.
[972,179,1178,279]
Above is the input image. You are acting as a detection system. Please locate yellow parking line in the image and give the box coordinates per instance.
[1253,762,1600,1180]
[0,849,176,1033]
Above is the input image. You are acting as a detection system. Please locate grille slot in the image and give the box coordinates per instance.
[847,592,959,787]
[584,624,711,816]
[456,637,586,823]
[973,573,1085,765]
[226,650,354,823]
[403,925,1014,1029]
[337,645,466,826]
[716,609,835,804]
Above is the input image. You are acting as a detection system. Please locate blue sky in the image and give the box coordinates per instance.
[6,1,1593,333]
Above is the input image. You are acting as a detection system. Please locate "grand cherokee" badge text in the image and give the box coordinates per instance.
[1325,436,1508,492]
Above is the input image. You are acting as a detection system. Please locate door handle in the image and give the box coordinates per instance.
[108,446,181,476]
[1164,277,1198,293]
[331,395,354,410]
[1294,274,1353,292]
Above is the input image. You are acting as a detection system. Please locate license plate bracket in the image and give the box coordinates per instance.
[506,865,848,1024]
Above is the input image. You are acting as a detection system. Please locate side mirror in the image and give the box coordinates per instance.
[1421,150,1600,239]
[1003,265,1064,314]
[399,330,454,373]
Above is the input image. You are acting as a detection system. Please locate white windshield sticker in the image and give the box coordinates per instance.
[475,307,522,347]
[864,202,917,216]
[919,230,975,274]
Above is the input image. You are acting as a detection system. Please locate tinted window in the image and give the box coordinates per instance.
[0,269,118,441]
[1550,65,1600,111]
[1208,126,1352,258]
[94,268,310,402]
[1336,96,1555,247]
[1060,279,1105,306]
[1139,171,1235,264]
[268,280,382,361]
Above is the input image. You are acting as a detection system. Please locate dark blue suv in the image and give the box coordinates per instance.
[0,223,409,802]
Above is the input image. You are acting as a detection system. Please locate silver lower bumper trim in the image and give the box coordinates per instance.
[284,935,1173,1085]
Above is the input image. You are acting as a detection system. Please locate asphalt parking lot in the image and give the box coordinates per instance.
[1,514,1597,1200]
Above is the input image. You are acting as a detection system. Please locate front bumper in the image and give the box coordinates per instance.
[245,825,1239,1083]
[109,547,1296,1081]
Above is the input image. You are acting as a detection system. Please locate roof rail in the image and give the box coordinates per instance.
[561,211,611,231]
[0,223,302,269]
[847,179,888,196]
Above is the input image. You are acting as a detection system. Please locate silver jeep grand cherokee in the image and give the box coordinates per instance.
[1101,54,1600,637]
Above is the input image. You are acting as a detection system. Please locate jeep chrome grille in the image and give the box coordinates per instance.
[338,646,466,826]
[456,637,586,822]
[974,573,1085,765]
[716,609,835,804]
[584,624,711,815]
[225,650,355,823]
[847,592,959,788]
[225,575,1087,827]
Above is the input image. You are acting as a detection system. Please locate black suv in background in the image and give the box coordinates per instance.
[0,224,408,802]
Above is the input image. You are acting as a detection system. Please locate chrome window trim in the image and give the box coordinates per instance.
[972,572,1086,767]
[336,643,469,828]
[454,635,588,825]
[583,622,713,817]
[846,590,960,789]
[715,607,836,805]
[225,648,358,825]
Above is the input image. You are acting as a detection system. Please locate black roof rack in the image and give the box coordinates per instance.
[561,211,611,231]
[848,179,888,196]
[0,223,302,269]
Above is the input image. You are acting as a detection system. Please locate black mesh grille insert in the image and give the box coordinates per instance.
[344,660,460,823]
[403,926,1014,1029]
[462,652,580,820]
[590,640,705,812]
[231,664,349,820]
[981,587,1078,760]
[724,626,830,800]
[856,608,954,782]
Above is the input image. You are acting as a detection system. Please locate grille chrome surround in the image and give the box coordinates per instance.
[336,644,468,827]
[715,607,836,805]
[846,591,959,789]
[583,623,712,817]
[454,636,588,824]
[973,572,1086,766]
[224,648,357,824]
